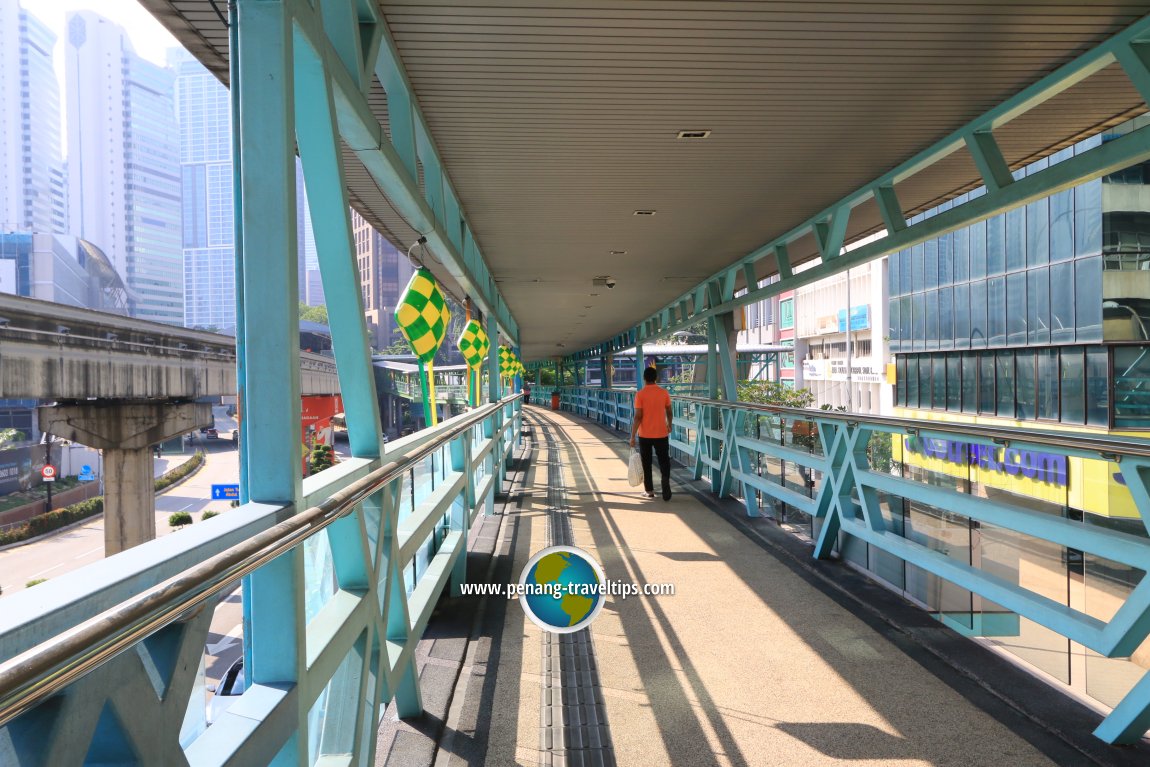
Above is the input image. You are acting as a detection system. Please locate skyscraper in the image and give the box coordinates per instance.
[0,2,66,234]
[173,49,234,330]
[66,11,183,325]
[352,209,413,350]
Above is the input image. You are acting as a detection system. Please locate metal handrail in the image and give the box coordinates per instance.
[673,394,1150,459]
[0,393,522,728]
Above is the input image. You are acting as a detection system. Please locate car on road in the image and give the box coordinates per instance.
[200,427,219,440]
[207,657,244,724]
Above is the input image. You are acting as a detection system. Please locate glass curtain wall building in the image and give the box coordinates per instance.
[66,11,182,325]
[174,50,235,330]
[0,4,66,235]
[862,116,1150,716]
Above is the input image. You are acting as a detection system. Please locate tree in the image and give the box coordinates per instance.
[299,303,329,325]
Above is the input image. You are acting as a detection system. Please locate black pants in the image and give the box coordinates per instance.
[639,436,671,496]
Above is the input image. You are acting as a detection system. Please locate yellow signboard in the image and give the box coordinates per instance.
[891,409,1140,520]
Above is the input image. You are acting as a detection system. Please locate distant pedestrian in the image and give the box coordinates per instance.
[629,366,673,500]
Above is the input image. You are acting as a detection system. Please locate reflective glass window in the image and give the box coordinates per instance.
[987,214,1006,275]
[932,354,946,409]
[900,295,912,348]
[1006,272,1027,345]
[988,276,1006,346]
[954,227,970,282]
[996,351,1015,417]
[899,248,911,294]
[938,233,953,286]
[1006,206,1026,271]
[1050,261,1075,343]
[1027,267,1050,345]
[889,252,901,297]
[1086,347,1109,427]
[970,280,988,348]
[1075,256,1103,343]
[1075,180,1102,258]
[953,283,970,350]
[979,352,996,413]
[970,220,987,279]
[919,354,932,407]
[1036,348,1058,420]
[1027,197,1049,266]
[1015,351,1037,420]
[906,354,920,408]
[938,286,954,349]
[1050,189,1074,262]
[961,353,978,414]
[1060,348,1085,424]
[897,356,907,406]
[947,354,961,411]
[1114,346,1150,428]
[889,298,901,346]
[912,292,926,351]
[925,240,938,290]
[926,290,939,348]
[912,243,925,292]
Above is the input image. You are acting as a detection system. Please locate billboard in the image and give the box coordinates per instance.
[892,410,1139,520]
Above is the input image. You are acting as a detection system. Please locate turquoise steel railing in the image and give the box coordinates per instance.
[556,386,1150,745]
[0,395,522,766]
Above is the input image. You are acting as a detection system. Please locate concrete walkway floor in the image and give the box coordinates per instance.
[376,406,1150,767]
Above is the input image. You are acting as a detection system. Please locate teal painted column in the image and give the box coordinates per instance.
[636,338,645,389]
[235,1,304,763]
[293,30,382,461]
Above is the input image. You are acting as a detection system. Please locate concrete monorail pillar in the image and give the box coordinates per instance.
[38,401,212,554]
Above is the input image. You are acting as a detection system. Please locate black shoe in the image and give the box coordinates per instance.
[662,489,672,501]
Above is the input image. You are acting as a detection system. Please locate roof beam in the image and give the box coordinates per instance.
[587,14,1150,352]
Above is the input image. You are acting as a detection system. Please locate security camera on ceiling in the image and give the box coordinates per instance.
[593,276,616,289]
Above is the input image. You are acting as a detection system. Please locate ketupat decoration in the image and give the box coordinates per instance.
[457,319,490,406]
[395,267,451,426]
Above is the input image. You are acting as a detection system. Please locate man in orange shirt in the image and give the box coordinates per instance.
[629,366,674,500]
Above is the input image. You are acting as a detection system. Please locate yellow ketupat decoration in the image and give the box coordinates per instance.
[457,319,490,406]
[395,268,451,426]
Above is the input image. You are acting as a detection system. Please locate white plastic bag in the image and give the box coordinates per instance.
[627,449,644,487]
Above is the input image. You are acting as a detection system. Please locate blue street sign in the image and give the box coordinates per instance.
[211,484,240,501]
[78,465,95,482]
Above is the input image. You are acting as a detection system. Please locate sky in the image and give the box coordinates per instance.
[27,0,180,67]
[23,0,184,158]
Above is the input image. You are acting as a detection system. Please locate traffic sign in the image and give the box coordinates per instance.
[41,465,56,482]
[211,484,240,501]
[78,465,95,482]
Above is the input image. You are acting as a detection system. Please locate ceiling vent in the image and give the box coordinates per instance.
[676,129,711,139]
[633,210,656,216]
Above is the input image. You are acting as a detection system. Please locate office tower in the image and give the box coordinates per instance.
[173,49,234,330]
[66,11,182,324]
[0,2,66,234]
[352,209,414,350]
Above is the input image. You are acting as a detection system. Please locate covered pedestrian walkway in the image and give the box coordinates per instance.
[372,406,1150,767]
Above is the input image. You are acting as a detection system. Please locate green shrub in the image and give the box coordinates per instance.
[169,511,193,528]
[26,578,47,587]
[309,444,335,474]
[201,510,219,521]
[154,451,204,492]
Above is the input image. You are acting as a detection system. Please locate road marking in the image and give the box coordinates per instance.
[74,546,103,560]
[27,563,65,579]
[206,622,244,655]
